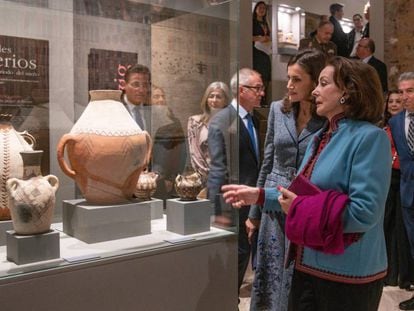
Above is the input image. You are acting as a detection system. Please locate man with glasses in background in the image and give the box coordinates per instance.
[121,64,186,202]
[207,68,262,299]
[356,37,388,93]
[121,64,152,131]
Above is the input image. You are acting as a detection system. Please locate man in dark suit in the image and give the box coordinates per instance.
[356,37,388,93]
[329,3,349,57]
[121,64,186,201]
[347,13,364,57]
[390,72,414,311]
[207,68,262,294]
[299,21,337,57]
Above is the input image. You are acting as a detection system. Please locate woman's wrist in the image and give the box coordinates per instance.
[256,188,265,205]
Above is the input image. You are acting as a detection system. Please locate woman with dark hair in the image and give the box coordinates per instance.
[382,90,414,290]
[223,58,392,310]
[247,49,326,311]
[253,1,271,106]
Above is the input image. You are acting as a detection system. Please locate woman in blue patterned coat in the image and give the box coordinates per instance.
[247,49,326,310]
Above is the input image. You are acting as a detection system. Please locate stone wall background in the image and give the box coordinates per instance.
[384,0,414,89]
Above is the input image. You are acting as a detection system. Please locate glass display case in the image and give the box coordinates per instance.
[0,1,241,307]
[276,3,305,55]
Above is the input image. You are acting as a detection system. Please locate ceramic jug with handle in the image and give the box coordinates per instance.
[57,90,152,205]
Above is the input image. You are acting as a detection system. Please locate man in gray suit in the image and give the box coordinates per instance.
[207,68,262,293]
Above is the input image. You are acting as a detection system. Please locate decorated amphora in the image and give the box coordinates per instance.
[57,90,152,205]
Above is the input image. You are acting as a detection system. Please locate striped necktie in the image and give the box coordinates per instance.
[408,113,414,153]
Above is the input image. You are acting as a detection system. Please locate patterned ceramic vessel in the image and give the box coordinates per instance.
[0,114,35,220]
[6,151,59,235]
[57,90,152,205]
[134,171,158,201]
[174,172,203,201]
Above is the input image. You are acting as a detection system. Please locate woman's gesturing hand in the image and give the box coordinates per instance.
[221,184,260,208]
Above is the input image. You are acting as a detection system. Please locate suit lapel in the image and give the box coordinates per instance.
[283,111,298,143]
[298,118,325,143]
[398,112,413,156]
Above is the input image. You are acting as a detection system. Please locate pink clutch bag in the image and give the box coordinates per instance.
[288,174,321,196]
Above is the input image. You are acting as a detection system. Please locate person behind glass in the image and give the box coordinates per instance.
[207,68,262,294]
[187,81,230,199]
[222,57,391,311]
[299,21,337,57]
[382,90,414,292]
[151,85,167,106]
[247,49,326,311]
[121,64,151,132]
[329,3,349,57]
[308,15,329,38]
[347,13,364,58]
[390,72,414,310]
[121,64,186,201]
[252,1,271,107]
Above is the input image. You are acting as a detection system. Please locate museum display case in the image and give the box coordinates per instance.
[0,0,241,308]
[276,3,305,55]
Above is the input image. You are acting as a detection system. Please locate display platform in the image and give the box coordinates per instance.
[0,217,237,311]
[149,198,164,220]
[0,221,13,246]
[6,230,60,265]
[62,199,151,243]
[0,215,234,279]
[166,198,211,235]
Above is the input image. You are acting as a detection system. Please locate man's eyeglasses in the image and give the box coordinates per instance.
[242,85,265,93]
[357,44,369,49]
[128,82,151,89]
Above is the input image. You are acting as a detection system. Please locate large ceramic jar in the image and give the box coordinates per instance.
[57,90,152,205]
[6,151,59,235]
[0,114,35,220]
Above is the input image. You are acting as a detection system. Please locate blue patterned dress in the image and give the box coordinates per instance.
[249,101,324,310]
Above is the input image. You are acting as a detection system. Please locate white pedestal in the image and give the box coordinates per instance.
[0,220,13,246]
[6,230,60,265]
[166,199,211,235]
[149,198,163,220]
[62,199,151,244]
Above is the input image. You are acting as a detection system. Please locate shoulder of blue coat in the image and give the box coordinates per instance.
[341,119,388,140]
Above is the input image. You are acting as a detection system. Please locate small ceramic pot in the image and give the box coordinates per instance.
[174,172,203,201]
[6,151,59,235]
[134,171,159,201]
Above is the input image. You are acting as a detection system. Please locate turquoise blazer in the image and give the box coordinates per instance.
[264,118,391,283]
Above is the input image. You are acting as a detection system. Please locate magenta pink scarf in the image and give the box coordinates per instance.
[285,190,360,254]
